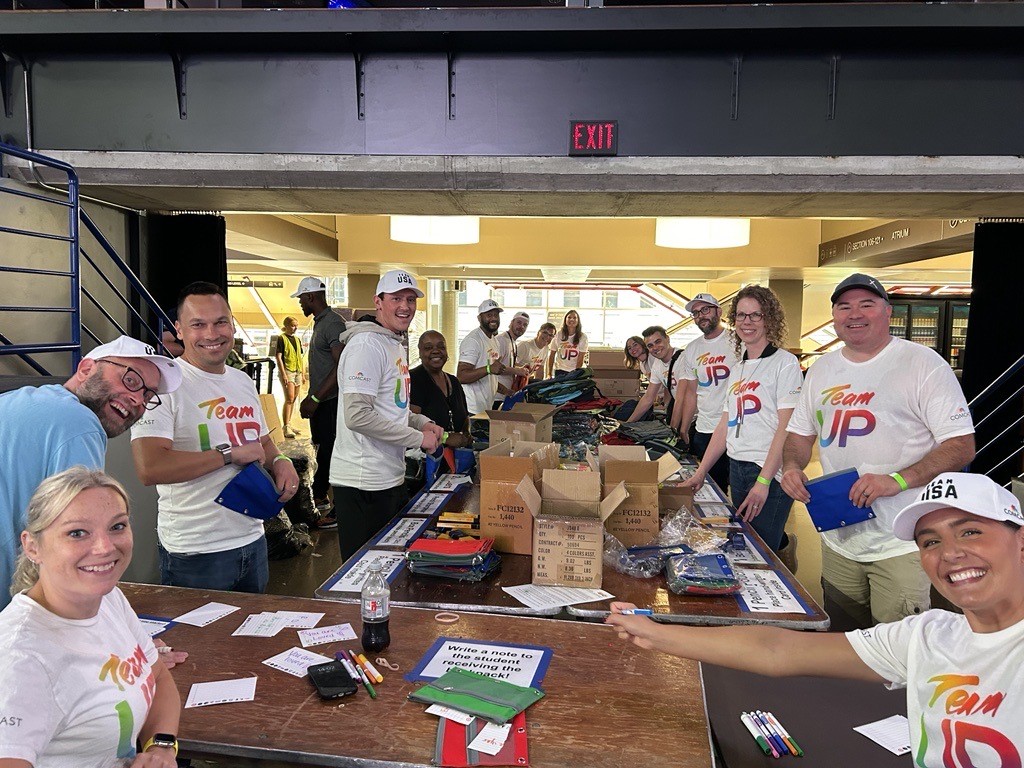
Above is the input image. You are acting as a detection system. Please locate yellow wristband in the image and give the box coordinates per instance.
[273,454,292,464]
[756,475,771,487]
[310,394,321,404]
[143,737,178,757]
[486,362,491,375]
[890,472,909,491]
[442,431,450,444]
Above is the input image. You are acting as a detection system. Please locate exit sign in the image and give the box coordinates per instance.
[569,120,618,156]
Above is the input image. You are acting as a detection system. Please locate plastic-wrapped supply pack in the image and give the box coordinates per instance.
[604,508,728,578]
[264,511,313,560]
[279,438,319,527]
[665,552,741,595]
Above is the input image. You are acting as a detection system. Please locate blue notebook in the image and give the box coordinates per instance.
[805,469,876,532]
[215,462,283,521]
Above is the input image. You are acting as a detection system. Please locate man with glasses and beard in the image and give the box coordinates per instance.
[673,293,739,492]
[0,335,181,608]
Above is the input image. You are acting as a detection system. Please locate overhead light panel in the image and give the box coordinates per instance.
[655,217,750,249]
[390,216,480,245]
[541,267,591,282]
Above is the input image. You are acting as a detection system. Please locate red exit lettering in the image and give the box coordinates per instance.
[569,120,618,156]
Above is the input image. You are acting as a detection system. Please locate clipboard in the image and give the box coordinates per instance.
[215,462,283,520]
[805,468,875,532]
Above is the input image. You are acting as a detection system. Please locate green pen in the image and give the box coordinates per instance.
[740,713,772,755]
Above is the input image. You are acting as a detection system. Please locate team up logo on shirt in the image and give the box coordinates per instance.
[695,353,731,388]
[919,674,1017,766]
[558,342,580,361]
[393,357,411,408]
[727,379,761,426]
[99,644,157,759]
[196,397,261,449]
[814,384,877,448]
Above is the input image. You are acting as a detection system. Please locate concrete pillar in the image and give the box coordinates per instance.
[768,278,804,350]
[440,286,459,374]
[348,273,379,314]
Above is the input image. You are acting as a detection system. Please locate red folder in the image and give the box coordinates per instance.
[436,711,529,767]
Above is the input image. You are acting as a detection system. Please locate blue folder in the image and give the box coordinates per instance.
[805,469,876,532]
[215,462,283,521]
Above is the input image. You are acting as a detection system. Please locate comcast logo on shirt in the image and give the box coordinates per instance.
[950,407,970,421]
[348,371,371,382]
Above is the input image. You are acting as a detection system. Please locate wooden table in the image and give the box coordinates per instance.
[317,480,829,630]
[124,583,714,768]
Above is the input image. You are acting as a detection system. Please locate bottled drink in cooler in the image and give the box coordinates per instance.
[361,561,391,653]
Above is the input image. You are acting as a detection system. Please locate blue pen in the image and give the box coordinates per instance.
[755,711,789,756]
[619,608,653,615]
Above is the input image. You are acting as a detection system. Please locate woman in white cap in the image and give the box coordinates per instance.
[607,471,1024,764]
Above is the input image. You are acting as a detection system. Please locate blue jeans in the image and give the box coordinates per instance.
[729,458,793,551]
[691,430,730,493]
[159,537,269,593]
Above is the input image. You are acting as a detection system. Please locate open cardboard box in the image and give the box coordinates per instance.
[479,439,561,554]
[515,468,629,589]
[473,402,560,446]
[598,445,681,547]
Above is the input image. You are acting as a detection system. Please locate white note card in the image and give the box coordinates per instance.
[468,722,511,756]
[184,677,257,709]
[138,617,171,637]
[173,602,241,627]
[297,623,357,648]
[232,612,291,638]
[853,715,911,755]
[262,647,333,677]
[430,474,473,493]
[274,611,325,629]
[425,704,476,725]
[502,584,613,611]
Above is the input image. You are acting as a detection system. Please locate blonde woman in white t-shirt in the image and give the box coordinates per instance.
[0,467,181,768]
[683,286,802,553]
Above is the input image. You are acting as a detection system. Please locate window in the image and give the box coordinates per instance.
[526,290,543,308]
[326,277,347,306]
[563,290,580,308]
[639,296,655,309]
[602,291,618,309]
[458,288,469,306]
[492,289,505,307]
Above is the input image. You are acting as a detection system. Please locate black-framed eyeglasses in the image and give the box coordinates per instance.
[97,360,162,410]
[735,311,765,322]
[690,306,718,319]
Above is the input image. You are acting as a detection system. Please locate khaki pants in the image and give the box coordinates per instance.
[821,545,930,631]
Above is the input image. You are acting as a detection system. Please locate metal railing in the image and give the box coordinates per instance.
[0,140,174,377]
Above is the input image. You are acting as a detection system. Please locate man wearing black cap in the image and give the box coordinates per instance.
[781,273,976,629]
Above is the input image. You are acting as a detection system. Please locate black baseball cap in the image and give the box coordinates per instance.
[831,273,888,305]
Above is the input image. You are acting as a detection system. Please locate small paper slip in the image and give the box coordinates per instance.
[426,704,476,725]
[430,474,472,493]
[262,647,334,677]
[724,535,768,566]
[232,612,291,637]
[137,617,172,637]
[184,677,257,709]
[173,602,240,627]
[853,714,911,755]
[468,722,512,756]
[502,584,614,611]
[274,610,325,629]
[694,485,723,503]
[407,493,447,517]
[297,623,357,648]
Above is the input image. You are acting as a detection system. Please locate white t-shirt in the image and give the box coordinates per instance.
[787,338,974,562]
[0,589,158,768]
[516,338,548,379]
[723,348,803,473]
[495,331,522,393]
[648,350,683,403]
[131,359,267,555]
[549,332,589,373]
[680,332,741,434]
[330,328,413,491]
[459,327,501,415]
[848,610,1024,766]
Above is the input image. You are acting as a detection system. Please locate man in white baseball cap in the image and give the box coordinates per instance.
[329,270,441,560]
[0,334,181,608]
[495,311,531,401]
[458,298,526,414]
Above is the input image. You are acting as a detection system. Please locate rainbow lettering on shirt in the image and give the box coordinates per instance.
[727,378,761,426]
[393,357,410,408]
[99,644,158,759]
[814,384,876,448]
[916,674,1018,768]
[195,396,262,449]
[695,353,731,388]
[559,342,580,361]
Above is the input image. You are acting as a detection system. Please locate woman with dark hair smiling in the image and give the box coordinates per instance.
[547,310,588,379]
[683,285,802,557]
[409,330,472,449]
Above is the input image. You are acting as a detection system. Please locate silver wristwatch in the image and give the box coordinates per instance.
[215,442,232,465]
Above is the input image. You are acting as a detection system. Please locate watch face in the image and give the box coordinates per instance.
[153,733,177,746]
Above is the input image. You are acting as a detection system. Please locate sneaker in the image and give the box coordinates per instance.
[313,511,338,530]
[314,497,333,514]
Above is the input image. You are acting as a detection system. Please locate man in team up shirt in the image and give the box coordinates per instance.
[625,326,681,425]
[517,323,556,381]
[782,273,976,629]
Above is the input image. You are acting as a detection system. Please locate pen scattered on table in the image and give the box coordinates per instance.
[618,608,653,616]
[740,711,801,758]
[345,649,378,699]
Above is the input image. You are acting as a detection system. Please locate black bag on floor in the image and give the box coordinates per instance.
[265,511,313,560]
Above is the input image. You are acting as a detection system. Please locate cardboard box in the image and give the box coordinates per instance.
[598,445,681,547]
[659,486,696,516]
[516,467,629,589]
[479,439,561,554]
[259,393,284,445]
[478,402,560,446]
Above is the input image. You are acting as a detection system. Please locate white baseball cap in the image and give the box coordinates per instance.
[290,277,327,298]
[512,311,530,323]
[85,336,182,394]
[684,293,721,313]
[478,299,503,315]
[376,269,424,298]
[892,472,1024,541]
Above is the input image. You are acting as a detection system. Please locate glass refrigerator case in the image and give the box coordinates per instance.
[888,298,969,372]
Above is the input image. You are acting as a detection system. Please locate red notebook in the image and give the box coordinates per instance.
[435,711,529,767]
